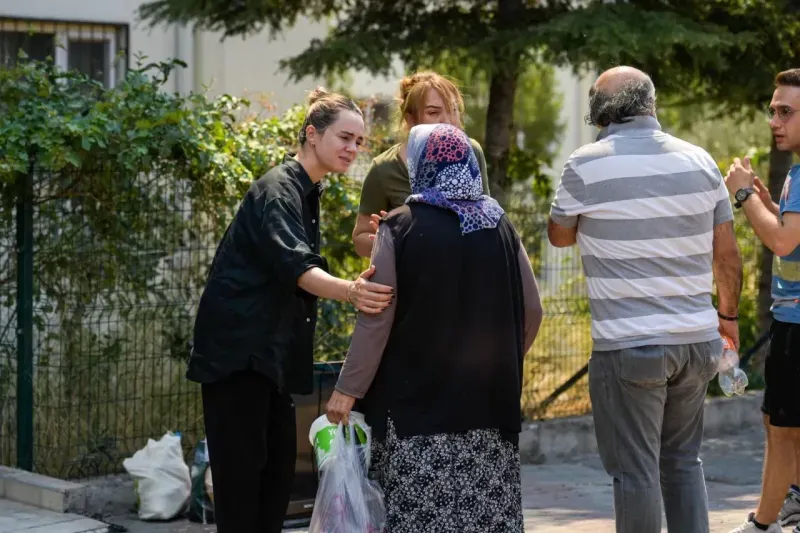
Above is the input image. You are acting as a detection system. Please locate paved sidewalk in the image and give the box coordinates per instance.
[104,426,773,533]
[0,499,107,533]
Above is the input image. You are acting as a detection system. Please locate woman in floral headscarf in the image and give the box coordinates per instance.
[326,123,543,532]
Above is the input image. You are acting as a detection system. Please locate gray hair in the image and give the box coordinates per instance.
[586,78,657,128]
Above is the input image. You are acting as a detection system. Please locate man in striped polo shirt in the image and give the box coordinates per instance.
[725,69,800,533]
[548,66,743,533]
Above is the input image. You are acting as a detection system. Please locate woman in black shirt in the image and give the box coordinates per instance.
[190,88,394,533]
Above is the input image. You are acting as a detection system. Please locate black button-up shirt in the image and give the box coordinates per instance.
[188,156,327,394]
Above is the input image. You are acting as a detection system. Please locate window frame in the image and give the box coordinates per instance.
[0,17,129,88]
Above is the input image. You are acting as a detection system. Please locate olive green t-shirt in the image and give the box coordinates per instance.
[357,138,490,215]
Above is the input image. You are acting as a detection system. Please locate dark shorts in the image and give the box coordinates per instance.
[762,319,800,427]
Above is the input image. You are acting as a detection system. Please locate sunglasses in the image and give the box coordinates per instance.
[767,105,797,123]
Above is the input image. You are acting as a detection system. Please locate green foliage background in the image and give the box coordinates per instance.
[660,105,785,393]
[0,51,777,477]
[0,57,372,476]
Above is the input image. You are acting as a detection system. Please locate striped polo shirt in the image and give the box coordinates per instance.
[550,116,733,351]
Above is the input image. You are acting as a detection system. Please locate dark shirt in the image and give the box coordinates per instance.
[188,156,327,394]
[355,204,526,443]
[336,224,542,400]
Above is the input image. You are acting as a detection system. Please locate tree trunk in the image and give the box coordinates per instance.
[757,138,794,333]
[484,67,520,207]
[483,0,524,208]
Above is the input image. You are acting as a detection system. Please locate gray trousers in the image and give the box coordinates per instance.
[589,339,722,533]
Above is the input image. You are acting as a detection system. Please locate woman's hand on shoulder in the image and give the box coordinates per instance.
[346,265,394,314]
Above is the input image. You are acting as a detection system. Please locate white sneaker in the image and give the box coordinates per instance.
[729,513,782,533]
[780,488,800,527]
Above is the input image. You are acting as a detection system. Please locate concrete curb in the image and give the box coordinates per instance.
[0,467,137,519]
[82,474,135,518]
[519,391,764,464]
[0,465,88,513]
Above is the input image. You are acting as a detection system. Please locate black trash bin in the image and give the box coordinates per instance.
[284,361,343,526]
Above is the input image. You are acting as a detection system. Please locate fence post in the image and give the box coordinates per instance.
[16,170,34,471]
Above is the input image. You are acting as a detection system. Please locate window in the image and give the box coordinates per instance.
[68,40,108,84]
[0,31,54,65]
[0,19,128,88]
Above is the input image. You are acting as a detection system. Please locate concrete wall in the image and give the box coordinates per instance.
[519,392,765,464]
[538,66,595,293]
[551,65,596,175]
[2,0,179,89]
[192,24,328,108]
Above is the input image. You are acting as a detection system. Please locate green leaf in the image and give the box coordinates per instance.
[65,150,82,168]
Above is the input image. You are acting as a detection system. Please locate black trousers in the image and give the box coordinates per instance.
[202,371,297,533]
[762,319,800,427]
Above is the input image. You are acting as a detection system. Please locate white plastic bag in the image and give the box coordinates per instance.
[123,432,191,520]
[309,422,386,533]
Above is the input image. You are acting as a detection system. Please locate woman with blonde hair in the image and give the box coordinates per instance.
[352,71,490,257]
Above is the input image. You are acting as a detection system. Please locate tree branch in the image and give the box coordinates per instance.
[138,0,354,38]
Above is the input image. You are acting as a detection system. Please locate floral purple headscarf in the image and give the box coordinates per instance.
[406,124,504,235]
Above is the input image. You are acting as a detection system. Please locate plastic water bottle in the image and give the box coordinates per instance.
[718,335,749,396]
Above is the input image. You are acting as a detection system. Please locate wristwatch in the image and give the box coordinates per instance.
[734,187,755,209]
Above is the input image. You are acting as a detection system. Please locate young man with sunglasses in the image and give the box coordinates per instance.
[726,68,800,533]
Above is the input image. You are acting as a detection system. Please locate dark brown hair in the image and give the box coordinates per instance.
[298,87,362,145]
[775,69,800,88]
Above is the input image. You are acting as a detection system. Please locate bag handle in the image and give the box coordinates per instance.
[348,421,356,446]
[335,421,357,446]
[335,421,367,476]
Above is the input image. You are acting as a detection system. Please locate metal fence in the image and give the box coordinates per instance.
[0,154,605,479]
[0,161,770,480]
[0,164,211,478]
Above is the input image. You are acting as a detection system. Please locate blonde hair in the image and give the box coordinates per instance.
[396,71,465,134]
[298,86,362,145]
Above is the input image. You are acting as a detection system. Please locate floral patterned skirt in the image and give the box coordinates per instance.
[369,419,524,533]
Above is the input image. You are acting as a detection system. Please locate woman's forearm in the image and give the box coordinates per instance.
[297,267,349,302]
[353,231,374,258]
[336,227,397,397]
[352,213,377,257]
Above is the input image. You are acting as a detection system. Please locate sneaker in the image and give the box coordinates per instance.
[729,513,782,533]
[780,488,800,527]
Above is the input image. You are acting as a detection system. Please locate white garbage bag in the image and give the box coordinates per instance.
[123,432,191,520]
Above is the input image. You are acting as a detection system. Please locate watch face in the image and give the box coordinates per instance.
[736,189,750,202]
